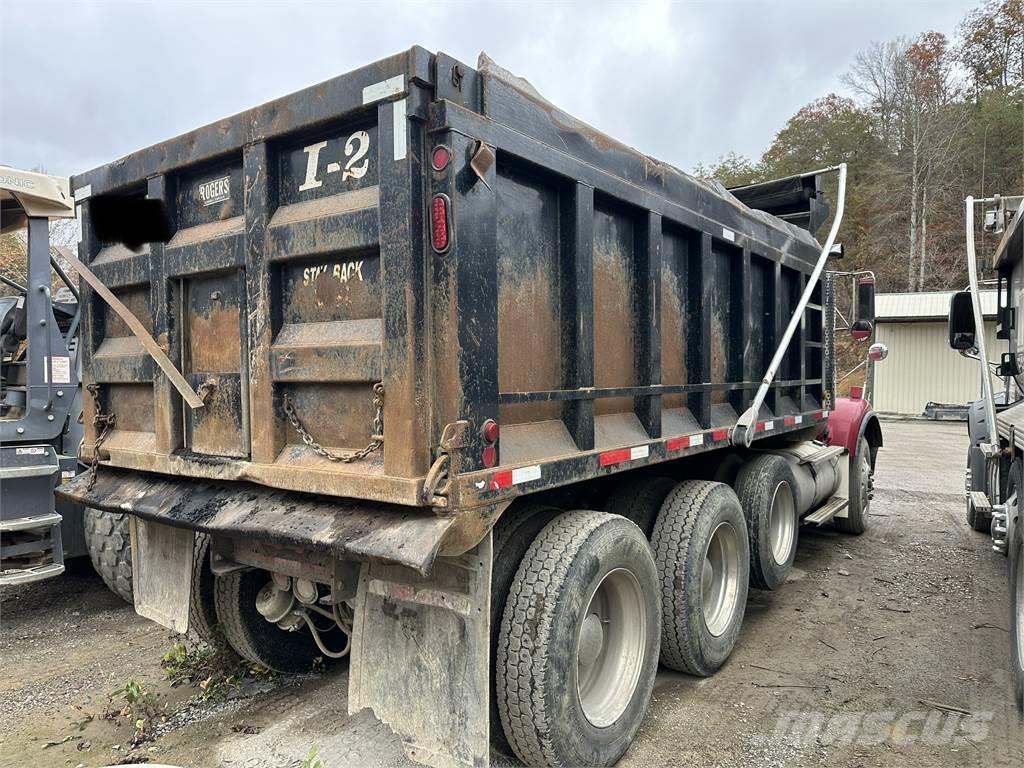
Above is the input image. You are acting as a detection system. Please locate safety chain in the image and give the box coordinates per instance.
[282,382,384,463]
[85,383,116,491]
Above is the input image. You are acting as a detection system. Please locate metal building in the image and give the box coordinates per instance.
[872,290,1003,416]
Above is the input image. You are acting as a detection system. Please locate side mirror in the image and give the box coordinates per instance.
[868,342,888,362]
[851,276,875,341]
[948,290,976,351]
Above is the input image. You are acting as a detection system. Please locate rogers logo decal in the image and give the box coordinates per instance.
[198,176,230,206]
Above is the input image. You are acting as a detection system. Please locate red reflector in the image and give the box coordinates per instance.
[482,419,500,443]
[666,437,687,451]
[599,448,631,467]
[815,411,825,421]
[755,422,766,433]
[431,145,451,171]
[431,195,450,252]
[491,470,513,489]
[783,416,797,427]
[712,429,729,442]
[482,445,498,468]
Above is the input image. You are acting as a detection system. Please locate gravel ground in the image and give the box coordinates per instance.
[1,419,1021,767]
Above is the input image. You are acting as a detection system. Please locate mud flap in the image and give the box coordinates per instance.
[129,517,194,633]
[349,534,492,768]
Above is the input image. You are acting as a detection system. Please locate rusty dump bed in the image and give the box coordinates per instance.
[67,47,834,527]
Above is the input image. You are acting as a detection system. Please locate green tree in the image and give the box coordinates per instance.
[693,152,760,187]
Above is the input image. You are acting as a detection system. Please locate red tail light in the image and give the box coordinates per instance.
[431,194,450,252]
[431,145,451,171]
[481,419,499,443]
[482,445,498,468]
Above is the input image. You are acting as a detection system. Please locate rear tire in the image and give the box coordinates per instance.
[603,475,677,537]
[213,569,322,673]
[489,503,560,754]
[651,480,749,676]
[83,508,133,603]
[1011,513,1024,710]
[496,511,660,768]
[189,534,222,647]
[1006,460,1023,709]
[734,455,799,590]
[835,437,871,535]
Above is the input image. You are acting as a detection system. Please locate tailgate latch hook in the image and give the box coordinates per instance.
[196,377,218,405]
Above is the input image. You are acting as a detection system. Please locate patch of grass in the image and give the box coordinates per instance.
[105,679,165,745]
[301,745,323,768]
[160,632,272,702]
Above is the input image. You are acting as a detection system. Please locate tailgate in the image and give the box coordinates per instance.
[75,51,433,504]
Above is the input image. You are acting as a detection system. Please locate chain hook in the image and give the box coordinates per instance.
[282,383,384,463]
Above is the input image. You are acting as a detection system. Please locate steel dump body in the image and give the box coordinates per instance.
[70,47,832,537]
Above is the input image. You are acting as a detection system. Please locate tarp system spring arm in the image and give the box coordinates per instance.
[965,195,999,450]
[733,163,848,447]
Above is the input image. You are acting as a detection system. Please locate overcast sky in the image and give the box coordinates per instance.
[2,0,979,178]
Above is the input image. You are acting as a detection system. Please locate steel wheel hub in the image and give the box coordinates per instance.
[769,481,796,565]
[859,451,871,513]
[576,568,647,728]
[703,521,741,637]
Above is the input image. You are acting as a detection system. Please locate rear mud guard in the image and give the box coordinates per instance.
[55,468,457,575]
[349,535,492,768]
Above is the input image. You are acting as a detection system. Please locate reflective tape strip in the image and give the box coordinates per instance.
[393,99,407,161]
[490,464,542,490]
[712,428,730,442]
[599,448,632,467]
[666,433,705,452]
[600,445,650,467]
[362,75,404,104]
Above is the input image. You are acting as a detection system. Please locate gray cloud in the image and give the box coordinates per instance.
[1,0,976,177]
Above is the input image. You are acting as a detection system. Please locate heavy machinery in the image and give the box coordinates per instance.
[0,166,131,597]
[948,192,1024,709]
[58,49,884,768]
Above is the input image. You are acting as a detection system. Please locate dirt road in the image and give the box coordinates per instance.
[1,420,1021,767]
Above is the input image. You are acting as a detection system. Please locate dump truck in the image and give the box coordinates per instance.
[57,48,884,768]
[0,166,132,598]
[948,192,1024,709]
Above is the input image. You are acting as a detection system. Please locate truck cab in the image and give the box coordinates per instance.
[947,193,1024,709]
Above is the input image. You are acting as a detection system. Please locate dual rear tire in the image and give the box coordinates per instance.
[494,481,751,766]
[496,512,661,767]
[734,455,799,590]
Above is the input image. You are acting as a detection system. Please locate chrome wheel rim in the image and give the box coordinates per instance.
[576,567,647,728]
[859,450,872,515]
[769,481,796,565]
[702,521,741,637]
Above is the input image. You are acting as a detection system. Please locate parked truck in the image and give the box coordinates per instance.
[948,192,1024,709]
[0,167,132,598]
[57,49,884,768]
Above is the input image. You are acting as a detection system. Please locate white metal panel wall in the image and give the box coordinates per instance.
[873,321,1006,415]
